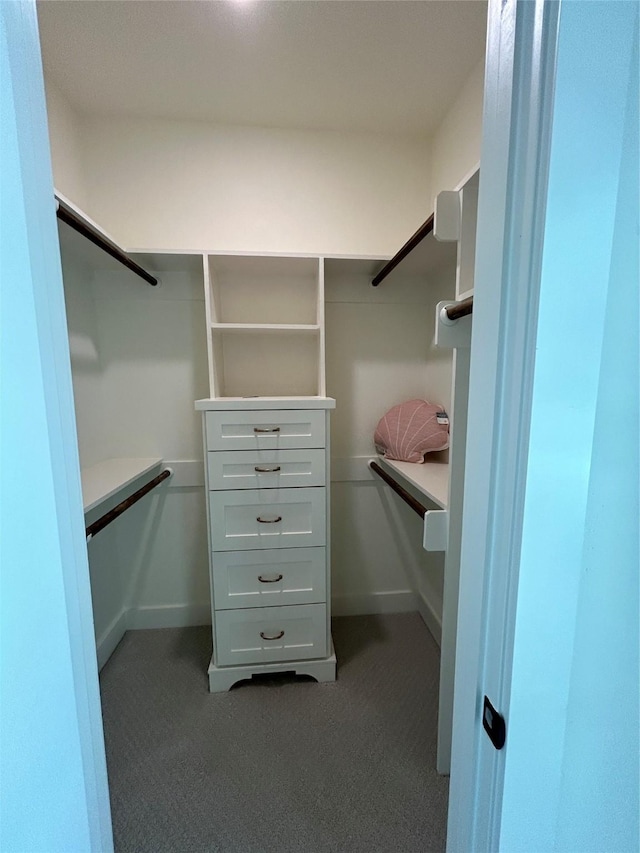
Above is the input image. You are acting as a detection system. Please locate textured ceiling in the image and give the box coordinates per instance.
[37,0,487,136]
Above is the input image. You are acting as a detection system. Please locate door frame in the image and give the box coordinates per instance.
[447,0,561,849]
[1,2,113,849]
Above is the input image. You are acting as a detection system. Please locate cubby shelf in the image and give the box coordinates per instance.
[204,253,325,397]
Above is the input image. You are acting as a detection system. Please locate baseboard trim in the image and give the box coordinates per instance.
[96,607,128,670]
[331,590,418,617]
[126,603,211,630]
[416,591,442,647]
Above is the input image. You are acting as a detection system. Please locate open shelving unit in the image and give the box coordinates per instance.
[204,254,325,398]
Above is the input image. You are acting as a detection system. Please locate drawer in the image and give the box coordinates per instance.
[214,603,327,666]
[210,487,326,551]
[207,449,326,490]
[212,547,326,610]
[205,409,325,451]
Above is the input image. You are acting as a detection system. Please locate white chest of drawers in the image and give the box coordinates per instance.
[196,398,336,692]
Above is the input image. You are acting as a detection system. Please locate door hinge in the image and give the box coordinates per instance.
[483,695,506,750]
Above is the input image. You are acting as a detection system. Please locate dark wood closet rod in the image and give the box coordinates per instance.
[369,461,427,519]
[85,469,171,541]
[56,203,158,287]
[371,213,434,287]
[445,295,474,321]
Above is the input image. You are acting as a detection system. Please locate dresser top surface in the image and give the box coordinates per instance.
[195,396,336,411]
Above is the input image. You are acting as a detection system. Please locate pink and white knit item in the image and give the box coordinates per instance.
[374,399,449,463]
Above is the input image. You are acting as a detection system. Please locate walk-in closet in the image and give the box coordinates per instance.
[38,2,488,850]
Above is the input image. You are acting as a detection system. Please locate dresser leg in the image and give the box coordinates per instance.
[291,642,337,683]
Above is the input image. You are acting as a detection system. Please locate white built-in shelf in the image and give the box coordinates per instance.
[81,457,163,514]
[211,323,320,334]
[55,191,159,287]
[204,253,326,397]
[378,456,449,510]
[383,230,457,281]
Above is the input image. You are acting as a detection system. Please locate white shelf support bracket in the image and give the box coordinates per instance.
[423,509,448,552]
[435,300,472,349]
[434,190,461,242]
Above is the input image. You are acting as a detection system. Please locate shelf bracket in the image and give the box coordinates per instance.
[423,509,448,552]
[434,190,461,242]
[436,300,472,349]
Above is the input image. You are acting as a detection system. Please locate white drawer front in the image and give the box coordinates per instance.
[206,409,325,451]
[214,604,327,666]
[212,547,326,610]
[208,449,325,490]
[210,488,326,551]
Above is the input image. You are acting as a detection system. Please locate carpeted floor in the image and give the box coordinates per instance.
[99,612,449,853]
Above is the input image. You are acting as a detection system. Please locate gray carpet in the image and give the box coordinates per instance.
[100,613,449,853]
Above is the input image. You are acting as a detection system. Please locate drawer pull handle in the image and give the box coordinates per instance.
[258,573,283,584]
[254,427,280,433]
[254,466,281,473]
[257,515,282,524]
[260,630,285,641]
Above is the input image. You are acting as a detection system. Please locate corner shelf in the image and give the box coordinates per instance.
[370,214,457,286]
[81,457,163,515]
[55,191,158,287]
[377,456,449,510]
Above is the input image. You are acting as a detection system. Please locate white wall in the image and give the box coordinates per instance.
[43,78,89,210]
[79,115,432,256]
[60,247,210,665]
[430,57,485,200]
[326,259,455,631]
[92,261,211,642]
[44,63,486,254]
[59,230,109,469]
[331,480,445,623]
[325,265,454,459]
[91,263,208,461]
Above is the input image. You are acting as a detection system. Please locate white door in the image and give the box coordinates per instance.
[448,1,639,850]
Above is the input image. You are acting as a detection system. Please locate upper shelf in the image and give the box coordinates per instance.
[81,457,163,514]
[130,251,204,275]
[377,456,449,509]
[371,213,457,286]
[55,191,158,286]
[372,168,480,288]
